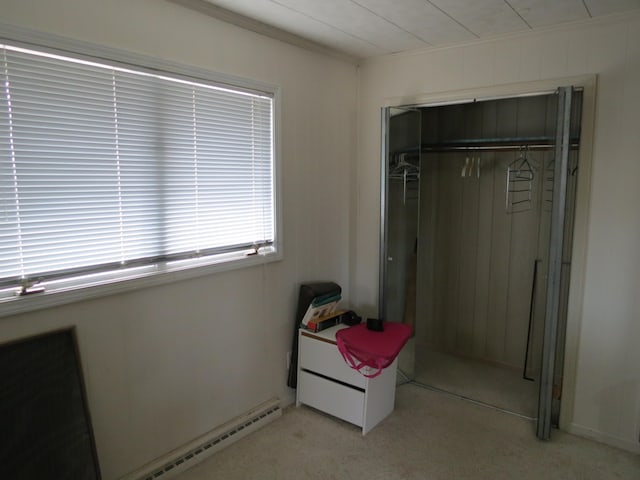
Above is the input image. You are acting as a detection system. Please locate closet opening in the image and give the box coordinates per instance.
[380,87,583,438]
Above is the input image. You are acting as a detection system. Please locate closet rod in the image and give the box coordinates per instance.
[393,137,580,156]
[421,143,579,153]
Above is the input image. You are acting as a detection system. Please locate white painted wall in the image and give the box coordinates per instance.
[355,13,640,451]
[0,1,357,478]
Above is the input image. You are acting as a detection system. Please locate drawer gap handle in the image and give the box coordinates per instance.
[300,368,366,393]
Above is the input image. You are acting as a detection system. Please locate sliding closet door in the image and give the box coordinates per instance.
[380,107,421,378]
[537,86,578,440]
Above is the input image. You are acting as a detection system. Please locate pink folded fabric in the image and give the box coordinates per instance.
[336,322,412,378]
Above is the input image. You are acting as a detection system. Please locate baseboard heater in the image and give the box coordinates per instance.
[122,398,281,480]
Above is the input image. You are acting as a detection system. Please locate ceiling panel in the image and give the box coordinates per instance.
[191,0,640,59]
[202,0,385,57]
[431,0,529,36]
[355,0,476,45]
[274,0,427,53]
[506,0,590,27]
[584,0,640,17]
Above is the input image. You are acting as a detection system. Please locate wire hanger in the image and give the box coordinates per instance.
[511,146,534,180]
[390,153,419,175]
[461,155,481,178]
[389,153,419,205]
[506,146,535,213]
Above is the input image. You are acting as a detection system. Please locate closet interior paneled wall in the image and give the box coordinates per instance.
[386,92,581,416]
[418,96,560,372]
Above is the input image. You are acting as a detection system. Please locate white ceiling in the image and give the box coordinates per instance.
[177,0,640,60]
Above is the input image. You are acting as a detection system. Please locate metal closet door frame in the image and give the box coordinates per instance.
[379,106,391,319]
[537,86,574,440]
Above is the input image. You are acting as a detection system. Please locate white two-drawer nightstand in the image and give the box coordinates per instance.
[295,324,397,434]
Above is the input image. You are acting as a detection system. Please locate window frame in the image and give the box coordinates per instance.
[0,25,282,318]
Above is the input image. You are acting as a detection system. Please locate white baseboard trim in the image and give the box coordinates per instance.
[121,398,282,480]
[567,423,640,454]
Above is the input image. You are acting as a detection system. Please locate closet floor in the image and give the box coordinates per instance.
[413,347,538,418]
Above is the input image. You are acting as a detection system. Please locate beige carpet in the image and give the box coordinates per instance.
[414,348,538,417]
[176,384,639,480]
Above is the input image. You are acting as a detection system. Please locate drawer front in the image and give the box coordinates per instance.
[299,333,366,389]
[298,371,364,427]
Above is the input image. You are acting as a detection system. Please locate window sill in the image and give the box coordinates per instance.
[0,249,282,319]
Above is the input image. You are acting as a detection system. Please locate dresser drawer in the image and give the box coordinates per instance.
[297,370,364,427]
[298,332,366,389]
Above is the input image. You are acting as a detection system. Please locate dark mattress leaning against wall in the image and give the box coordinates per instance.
[286,281,342,389]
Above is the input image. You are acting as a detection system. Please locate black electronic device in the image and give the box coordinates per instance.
[341,310,362,326]
[366,317,384,332]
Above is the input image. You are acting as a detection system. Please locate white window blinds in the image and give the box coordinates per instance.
[0,44,274,290]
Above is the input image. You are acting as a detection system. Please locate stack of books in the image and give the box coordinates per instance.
[300,292,345,332]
